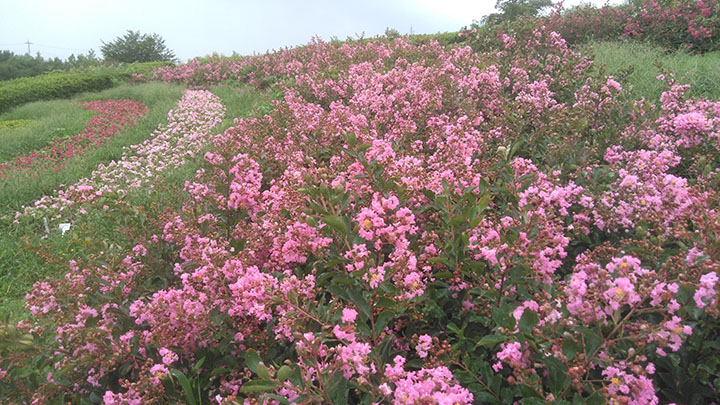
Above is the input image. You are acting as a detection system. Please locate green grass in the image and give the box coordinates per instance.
[588,40,720,101]
[0,102,94,162]
[210,81,276,126]
[0,82,270,320]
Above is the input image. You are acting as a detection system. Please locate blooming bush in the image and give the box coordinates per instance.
[3,21,720,405]
[461,0,720,53]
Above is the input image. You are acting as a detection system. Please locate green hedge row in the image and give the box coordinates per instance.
[0,62,175,114]
[0,72,115,113]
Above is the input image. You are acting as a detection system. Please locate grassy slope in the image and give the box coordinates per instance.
[588,40,720,101]
[0,82,269,320]
[0,103,94,162]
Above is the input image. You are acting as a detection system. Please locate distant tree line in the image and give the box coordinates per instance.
[0,50,101,81]
[1,30,176,81]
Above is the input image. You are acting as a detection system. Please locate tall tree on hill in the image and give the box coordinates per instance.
[484,0,554,25]
[101,30,176,63]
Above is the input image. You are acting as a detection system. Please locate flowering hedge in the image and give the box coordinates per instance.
[461,0,720,53]
[548,0,720,52]
[0,99,146,177]
[3,25,720,405]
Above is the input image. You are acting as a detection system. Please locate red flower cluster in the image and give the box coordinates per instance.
[0,99,146,177]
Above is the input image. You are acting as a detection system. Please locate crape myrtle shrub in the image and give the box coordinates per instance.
[461,0,720,53]
[4,28,720,404]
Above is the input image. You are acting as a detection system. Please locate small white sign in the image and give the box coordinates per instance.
[59,223,71,236]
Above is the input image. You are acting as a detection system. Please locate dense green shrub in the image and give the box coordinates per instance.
[0,72,115,113]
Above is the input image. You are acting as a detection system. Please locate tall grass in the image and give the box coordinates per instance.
[588,41,720,101]
[0,103,94,162]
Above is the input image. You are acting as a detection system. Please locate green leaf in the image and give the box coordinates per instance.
[518,309,539,334]
[422,189,436,201]
[449,215,466,227]
[322,215,349,235]
[191,356,206,372]
[239,380,278,393]
[257,362,271,380]
[347,287,371,320]
[276,365,293,382]
[474,334,508,348]
[245,349,261,373]
[170,369,196,405]
[327,371,349,404]
[542,356,570,395]
[261,394,291,404]
[491,306,516,330]
[577,327,603,357]
[346,132,357,147]
[375,310,394,334]
[562,339,580,361]
[327,285,351,302]
[260,394,291,404]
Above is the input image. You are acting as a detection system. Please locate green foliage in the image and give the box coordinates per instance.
[101,30,177,63]
[0,51,63,81]
[0,119,31,131]
[0,61,171,113]
[0,49,104,82]
[484,0,554,25]
[0,72,115,113]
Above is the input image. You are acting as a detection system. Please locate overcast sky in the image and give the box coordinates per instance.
[1,0,622,62]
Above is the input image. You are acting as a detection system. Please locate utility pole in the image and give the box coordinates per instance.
[25,40,32,54]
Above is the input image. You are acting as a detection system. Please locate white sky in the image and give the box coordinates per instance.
[0,0,623,62]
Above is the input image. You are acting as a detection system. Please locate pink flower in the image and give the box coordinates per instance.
[694,272,718,309]
[342,308,358,323]
[158,347,178,366]
[416,334,432,358]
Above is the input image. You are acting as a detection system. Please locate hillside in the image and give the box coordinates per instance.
[1,1,720,403]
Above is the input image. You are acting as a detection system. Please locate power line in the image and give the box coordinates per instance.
[25,40,33,54]
[33,43,90,52]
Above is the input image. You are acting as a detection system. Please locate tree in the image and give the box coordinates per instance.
[484,0,554,25]
[101,30,176,63]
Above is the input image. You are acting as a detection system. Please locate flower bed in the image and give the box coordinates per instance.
[16,90,224,221]
[0,99,146,177]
